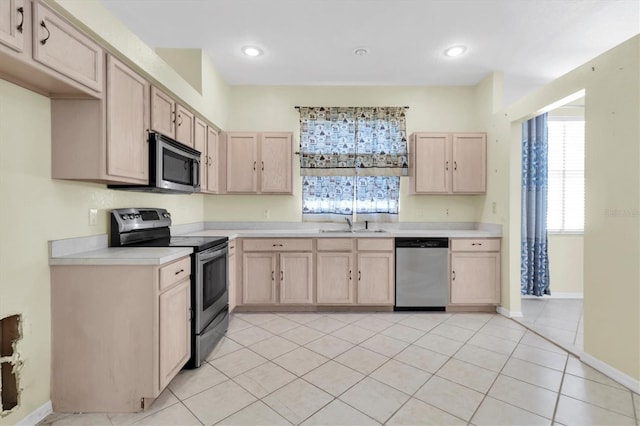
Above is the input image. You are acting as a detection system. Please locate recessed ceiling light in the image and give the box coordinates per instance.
[241,46,263,57]
[444,45,467,57]
[353,47,369,56]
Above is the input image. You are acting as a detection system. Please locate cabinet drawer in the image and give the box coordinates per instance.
[243,238,313,252]
[317,238,353,251]
[159,257,191,292]
[450,238,500,252]
[357,238,394,252]
[32,3,104,93]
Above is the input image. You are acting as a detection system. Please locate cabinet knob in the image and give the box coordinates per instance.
[17,7,24,33]
[40,21,50,45]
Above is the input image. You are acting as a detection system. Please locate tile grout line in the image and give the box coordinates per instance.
[550,348,570,424]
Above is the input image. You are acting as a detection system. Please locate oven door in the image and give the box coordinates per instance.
[152,133,201,193]
[194,243,228,332]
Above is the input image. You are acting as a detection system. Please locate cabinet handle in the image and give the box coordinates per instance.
[172,111,176,124]
[452,270,456,281]
[261,161,264,171]
[17,7,24,33]
[40,21,50,45]
[175,268,184,275]
[272,244,283,247]
[253,161,256,171]
[280,270,284,281]
[445,161,449,171]
[454,161,457,171]
[208,156,213,166]
[177,114,183,126]
[271,271,275,281]
[349,270,352,280]
[358,271,361,281]
[471,243,482,246]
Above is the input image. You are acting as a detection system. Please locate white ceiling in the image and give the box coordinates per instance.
[99,0,639,105]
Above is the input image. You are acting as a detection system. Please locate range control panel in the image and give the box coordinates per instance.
[111,208,172,233]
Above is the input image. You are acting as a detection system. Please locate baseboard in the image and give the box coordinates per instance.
[16,400,52,426]
[580,353,640,394]
[496,306,523,318]
[521,292,583,299]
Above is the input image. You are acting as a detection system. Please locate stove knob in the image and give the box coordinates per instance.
[120,214,127,220]
[135,214,141,219]
[128,214,135,219]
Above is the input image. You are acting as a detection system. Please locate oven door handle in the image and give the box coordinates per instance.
[198,247,227,262]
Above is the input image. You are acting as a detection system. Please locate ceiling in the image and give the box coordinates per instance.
[99,0,639,105]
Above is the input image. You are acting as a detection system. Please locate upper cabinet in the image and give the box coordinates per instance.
[0,1,103,97]
[52,54,149,184]
[194,118,220,194]
[150,87,194,147]
[409,132,487,194]
[224,132,293,194]
[0,0,25,53]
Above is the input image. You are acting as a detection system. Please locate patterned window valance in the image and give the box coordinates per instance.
[299,106,408,176]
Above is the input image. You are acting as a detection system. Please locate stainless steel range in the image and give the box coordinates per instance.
[110,208,228,368]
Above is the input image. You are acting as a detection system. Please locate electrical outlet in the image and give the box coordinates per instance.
[492,202,497,214]
[264,209,270,219]
[89,208,98,226]
[445,208,449,217]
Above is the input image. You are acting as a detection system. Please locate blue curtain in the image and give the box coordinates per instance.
[521,113,550,296]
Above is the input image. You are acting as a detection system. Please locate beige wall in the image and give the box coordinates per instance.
[548,235,584,294]
[481,36,639,381]
[204,85,487,222]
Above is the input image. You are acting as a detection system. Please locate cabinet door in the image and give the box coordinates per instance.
[242,253,277,304]
[226,133,258,193]
[317,252,354,304]
[150,86,175,138]
[159,279,191,390]
[106,55,149,183]
[0,0,24,52]
[193,117,207,191]
[450,252,500,304]
[279,252,313,304]
[357,253,394,305]
[32,3,103,93]
[175,104,194,147]
[260,132,292,194]
[412,133,451,193]
[206,127,219,193]
[452,133,486,193]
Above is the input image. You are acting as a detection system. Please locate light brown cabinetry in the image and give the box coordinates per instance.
[52,55,149,184]
[409,132,486,194]
[0,0,103,96]
[224,132,293,194]
[450,238,500,305]
[150,86,194,147]
[0,0,24,52]
[241,239,313,305]
[356,239,394,305]
[194,119,220,193]
[317,238,355,304]
[50,256,191,412]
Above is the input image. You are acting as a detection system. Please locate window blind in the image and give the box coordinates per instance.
[547,119,585,232]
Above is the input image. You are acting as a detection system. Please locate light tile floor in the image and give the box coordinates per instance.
[517,298,584,354]
[41,311,639,426]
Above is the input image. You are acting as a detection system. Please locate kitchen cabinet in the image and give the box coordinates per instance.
[50,256,191,412]
[241,239,313,305]
[194,120,220,194]
[450,238,501,305]
[224,132,293,194]
[316,239,355,304]
[0,0,102,97]
[356,239,394,305]
[150,86,194,147]
[51,54,149,184]
[0,0,25,53]
[409,132,486,194]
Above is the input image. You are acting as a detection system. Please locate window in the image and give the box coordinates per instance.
[547,118,585,232]
[299,107,407,221]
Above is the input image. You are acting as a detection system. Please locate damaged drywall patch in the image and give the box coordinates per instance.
[0,314,22,417]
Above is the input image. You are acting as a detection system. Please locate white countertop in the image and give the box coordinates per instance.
[49,246,193,266]
[180,228,501,239]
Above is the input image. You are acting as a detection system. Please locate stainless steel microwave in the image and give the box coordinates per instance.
[109,132,201,194]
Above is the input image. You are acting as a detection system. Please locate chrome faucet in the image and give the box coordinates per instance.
[345,217,353,231]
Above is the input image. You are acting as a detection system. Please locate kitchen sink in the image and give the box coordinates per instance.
[352,229,386,233]
[319,229,352,233]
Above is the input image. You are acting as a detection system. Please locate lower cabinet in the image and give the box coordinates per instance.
[450,238,501,305]
[316,251,354,304]
[356,239,395,305]
[242,239,314,305]
[50,256,191,413]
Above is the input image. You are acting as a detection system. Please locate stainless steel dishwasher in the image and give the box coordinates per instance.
[395,238,449,310]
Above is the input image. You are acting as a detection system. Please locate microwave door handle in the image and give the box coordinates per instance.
[194,159,201,189]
